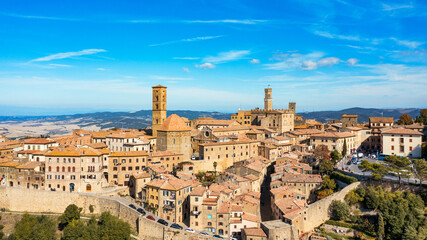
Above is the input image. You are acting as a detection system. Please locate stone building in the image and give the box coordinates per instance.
[231,111,252,126]
[381,128,422,158]
[368,117,394,152]
[152,84,167,137]
[242,227,267,240]
[157,114,192,161]
[23,138,58,151]
[341,114,358,128]
[310,131,357,155]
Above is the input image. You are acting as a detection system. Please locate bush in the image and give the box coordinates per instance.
[330,200,350,221]
[330,171,358,184]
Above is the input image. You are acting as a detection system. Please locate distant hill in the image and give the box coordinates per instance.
[297,107,421,123]
[0,110,232,129]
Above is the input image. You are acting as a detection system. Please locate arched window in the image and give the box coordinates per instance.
[68,167,71,172]
[72,167,75,172]
[48,166,51,172]
[56,166,59,172]
[62,167,65,172]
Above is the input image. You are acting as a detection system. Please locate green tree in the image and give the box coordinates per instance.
[358,160,388,180]
[11,214,56,240]
[377,212,385,240]
[342,139,347,157]
[385,155,411,183]
[98,212,131,240]
[321,175,336,190]
[397,113,413,125]
[330,200,350,221]
[213,161,217,175]
[414,109,427,125]
[330,150,341,162]
[412,159,427,185]
[0,216,4,240]
[59,204,82,230]
[422,145,427,160]
[364,186,380,209]
[320,159,334,175]
[345,190,363,205]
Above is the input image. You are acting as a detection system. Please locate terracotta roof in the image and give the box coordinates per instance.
[133,172,150,179]
[110,151,149,157]
[245,174,259,181]
[16,161,42,169]
[152,84,167,88]
[24,138,56,144]
[242,213,259,223]
[405,123,425,129]
[107,132,139,139]
[311,131,355,138]
[381,128,422,135]
[149,151,182,157]
[158,114,191,132]
[86,142,107,149]
[191,186,206,196]
[231,205,242,212]
[202,197,218,205]
[211,125,251,132]
[145,176,191,191]
[200,140,255,147]
[289,129,323,136]
[369,117,394,123]
[217,202,231,214]
[196,119,237,126]
[243,228,266,237]
[281,173,322,183]
[342,114,358,118]
[0,161,21,167]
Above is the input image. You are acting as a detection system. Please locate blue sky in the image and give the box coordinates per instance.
[0,0,426,115]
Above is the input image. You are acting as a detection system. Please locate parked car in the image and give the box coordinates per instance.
[185,228,195,233]
[346,160,352,165]
[157,219,168,226]
[146,215,155,221]
[170,223,183,230]
[199,232,209,236]
[230,238,238,240]
[358,152,364,158]
[137,208,146,215]
[129,204,137,210]
[213,235,224,239]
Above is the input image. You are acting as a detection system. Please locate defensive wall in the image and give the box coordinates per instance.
[0,187,212,240]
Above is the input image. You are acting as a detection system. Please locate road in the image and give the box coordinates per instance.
[336,156,426,185]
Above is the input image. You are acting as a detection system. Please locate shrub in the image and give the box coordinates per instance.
[330,200,350,221]
[330,171,358,184]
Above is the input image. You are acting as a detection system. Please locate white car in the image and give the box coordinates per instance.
[185,228,195,233]
[358,153,364,158]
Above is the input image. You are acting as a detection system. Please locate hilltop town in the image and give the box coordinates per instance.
[0,85,426,240]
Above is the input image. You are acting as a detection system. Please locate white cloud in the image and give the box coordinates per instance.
[313,30,360,41]
[317,57,340,67]
[390,37,423,49]
[185,19,267,25]
[151,75,193,81]
[96,68,107,71]
[382,3,413,11]
[203,50,250,63]
[182,67,190,72]
[49,64,72,67]
[30,49,106,62]
[250,59,260,64]
[195,63,216,70]
[346,58,359,66]
[150,35,223,47]
[301,60,317,70]
[173,57,200,60]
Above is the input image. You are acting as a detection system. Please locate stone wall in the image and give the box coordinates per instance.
[302,182,360,232]
[0,187,212,240]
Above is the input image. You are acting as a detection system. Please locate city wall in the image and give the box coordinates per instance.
[0,187,212,240]
[302,182,361,232]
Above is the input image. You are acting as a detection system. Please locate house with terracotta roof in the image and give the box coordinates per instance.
[381,128,423,158]
[242,227,267,240]
[231,111,252,126]
[144,175,195,224]
[310,131,357,155]
[157,114,192,161]
[23,138,58,151]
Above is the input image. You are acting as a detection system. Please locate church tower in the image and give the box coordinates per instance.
[152,85,167,137]
[264,88,273,110]
[289,102,296,114]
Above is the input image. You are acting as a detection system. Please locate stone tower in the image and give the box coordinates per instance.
[288,102,296,114]
[152,85,167,137]
[264,88,273,110]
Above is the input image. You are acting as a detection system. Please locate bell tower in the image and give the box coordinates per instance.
[264,88,273,110]
[152,85,167,137]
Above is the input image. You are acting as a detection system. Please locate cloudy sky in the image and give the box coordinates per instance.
[1,0,426,115]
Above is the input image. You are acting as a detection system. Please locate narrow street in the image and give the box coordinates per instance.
[260,163,275,221]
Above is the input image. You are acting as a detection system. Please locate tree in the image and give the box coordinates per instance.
[11,214,56,240]
[314,145,330,161]
[358,160,388,180]
[330,200,350,221]
[317,189,333,199]
[330,150,341,162]
[0,216,4,240]
[213,161,217,175]
[98,212,131,240]
[320,159,334,175]
[412,159,427,185]
[414,109,427,125]
[59,204,82,230]
[422,145,427,159]
[345,190,363,205]
[321,175,336,190]
[377,212,385,240]
[397,113,413,125]
[384,155,412,183]
[342,139,347,157]
[89,205,94,214]
[364,186,380,209]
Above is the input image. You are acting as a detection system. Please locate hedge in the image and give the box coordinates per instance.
[331,171,358,184]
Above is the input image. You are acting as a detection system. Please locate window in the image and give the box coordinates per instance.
[391,138,394,142]
[409,146,413,151]
[400,146,404,152]
[409,139,412,143]
[207,215,212,219]
[391,146,394,150]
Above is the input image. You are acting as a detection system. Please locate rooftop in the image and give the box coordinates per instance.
[158,114,191,132]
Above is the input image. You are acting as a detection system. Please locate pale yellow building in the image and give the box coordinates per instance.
[231,111,252,126]
[381,128,422,158]
[152,84,167,137]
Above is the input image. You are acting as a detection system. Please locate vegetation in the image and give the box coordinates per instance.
[414,109,427,125]
[196,171,217,186]
[422,144,427,160]
[397,113,413,125]
[316,175,336,199]
[8,214,57,240]
[342,139,347,157]
[330,171,358,184]
[330,200,350,221]
[330,150,341,162]
[314,144,330,161]
[58,204,82,230]
[0,216,4,240]
[213,161,217,176]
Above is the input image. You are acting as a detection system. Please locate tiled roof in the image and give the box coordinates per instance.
[133,172,150,179]
[202,197,218,205]
[158,114,191,132]
[342,114,358,118]
[243,228,266,237]
[196,119,237,126]
[369,117,394,123]
[231,204,242,212]
[244,174,259,181]
[242,213,259,223]
[381,128,422,135]
[281,173,322,183]
[149,151,182,157]
[16,161,42,169]
[0,161,21,167]
[311,131,355,138]
[152,84,167,88]
[289,129,323,136]
[145,176,191,191]
[110,151,149,157]
[191,186,206,196]
[24,138,56,144]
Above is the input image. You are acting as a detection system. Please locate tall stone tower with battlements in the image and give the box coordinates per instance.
[152,85,167,137]
[264,88,273,110]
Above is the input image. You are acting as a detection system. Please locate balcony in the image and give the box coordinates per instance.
[191,211,201,216]
[163,204,174,210]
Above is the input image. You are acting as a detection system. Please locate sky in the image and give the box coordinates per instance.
[0,0,426,115]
